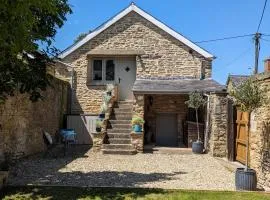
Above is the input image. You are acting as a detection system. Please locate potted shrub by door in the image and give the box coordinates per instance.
[95,119,103,132]
[106,84,114,96]
[185,91,206,154]
[132,116,145,133]
[231,78,265,191]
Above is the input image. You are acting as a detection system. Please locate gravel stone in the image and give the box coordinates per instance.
[8,147,235,190]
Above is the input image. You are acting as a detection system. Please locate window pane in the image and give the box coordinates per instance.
[93,60,102,81]
[106,60,115,81]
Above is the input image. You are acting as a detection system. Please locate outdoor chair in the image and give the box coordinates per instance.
[42,130,57,158]
[60,129,77,156]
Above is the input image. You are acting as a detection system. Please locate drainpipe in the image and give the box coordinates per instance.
[69,67,74,114]
[204,93,211,151]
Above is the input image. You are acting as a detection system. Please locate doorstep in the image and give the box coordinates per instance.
[215,157,245,172]
[144,144,192,154]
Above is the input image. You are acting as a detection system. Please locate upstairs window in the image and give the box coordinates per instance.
[93,60,102,81]
[106,60,115,81]
[92,59,115,83]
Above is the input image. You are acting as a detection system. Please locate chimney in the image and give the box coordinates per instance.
[264,57,270,73]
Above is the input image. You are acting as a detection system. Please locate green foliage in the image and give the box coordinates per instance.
[73,30,92,43]
[230,78,264,112]
[1,186,270,200]
[103,94,111,104]
[74,33,88,43]
[100,103,108,114]
[132,116,145,126]
[185,91,206,110]
[0,0,72,103]
[95,119,103,128]
[106,84,114,92]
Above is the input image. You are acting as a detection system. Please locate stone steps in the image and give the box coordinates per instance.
[107,133,131,139]
[103,144,134,150]
[108,138,131,144]
[114,108,132,113]
[110,115,132,120]
[109,120,131,125]
[107,128,131,133]
[102,149,136,155]
[101,100,135,155]
[111,124,132,129]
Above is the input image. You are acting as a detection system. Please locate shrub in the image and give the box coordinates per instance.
[132,116,145,126]
[100,103,108,114]
[95,119,103,128]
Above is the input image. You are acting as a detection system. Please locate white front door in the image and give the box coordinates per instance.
[117,58,136,100]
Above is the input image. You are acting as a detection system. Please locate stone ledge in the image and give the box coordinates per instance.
[92,132,106,151]
[130,131,144,153]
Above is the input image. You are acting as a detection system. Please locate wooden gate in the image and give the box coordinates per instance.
[235,111,249,164]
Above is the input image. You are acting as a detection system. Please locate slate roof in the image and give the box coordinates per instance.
[132,78,226,94]
[227,75,250,88]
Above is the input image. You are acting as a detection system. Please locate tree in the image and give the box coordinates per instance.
[74,33,88,43]
[73,30,92,43]
[231,78,265,170]
[185,91,206,142]
[0,0,72,103]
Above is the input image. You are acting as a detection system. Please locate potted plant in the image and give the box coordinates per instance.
[103,94,111,105]
[231,78,264,191]
[106,84,114,96]
[185,91,206,154]
[95,119,103,132]
[132,116,145,132]
[99,103,107,119]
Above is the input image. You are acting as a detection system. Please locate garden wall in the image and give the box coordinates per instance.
[0,77,68,160]
[207,92,228,157]
[249,73,270,190]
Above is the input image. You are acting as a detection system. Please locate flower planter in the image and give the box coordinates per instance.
[99,113,105,119]
[96,127,101,132]
[192,141,204,154]
[134,124,142,132]
[235,168,257,191]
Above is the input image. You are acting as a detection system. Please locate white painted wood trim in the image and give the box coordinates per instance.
[59,4,214,59]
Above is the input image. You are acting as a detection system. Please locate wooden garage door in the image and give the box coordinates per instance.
[156,114,178,147]
[235,111,249,164]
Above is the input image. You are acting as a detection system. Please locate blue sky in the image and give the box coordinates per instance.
[54,0,270,84]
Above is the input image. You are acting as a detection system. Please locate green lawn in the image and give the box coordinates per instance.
[1,186,269,200]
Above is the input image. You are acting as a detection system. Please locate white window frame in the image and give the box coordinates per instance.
[91,58,115,84]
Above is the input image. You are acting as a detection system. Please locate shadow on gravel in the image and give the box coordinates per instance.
[1,186,167,200]
[8,145,188,187]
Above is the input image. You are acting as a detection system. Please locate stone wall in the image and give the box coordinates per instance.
[62,11,212,114]
[144,94,188,146]
[208,93,228,157]
[0,78,68,159]
[249,73,270,190]
[133,94,144,118]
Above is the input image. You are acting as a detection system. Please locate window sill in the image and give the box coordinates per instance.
[87,82,106,87]
[87,82,116,87]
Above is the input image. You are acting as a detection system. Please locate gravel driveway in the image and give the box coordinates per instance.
[8,146,235,190]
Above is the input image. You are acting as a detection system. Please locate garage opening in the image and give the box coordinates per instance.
[156,114,178,147]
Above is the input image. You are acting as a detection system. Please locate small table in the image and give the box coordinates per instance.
[60,129,77,155]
